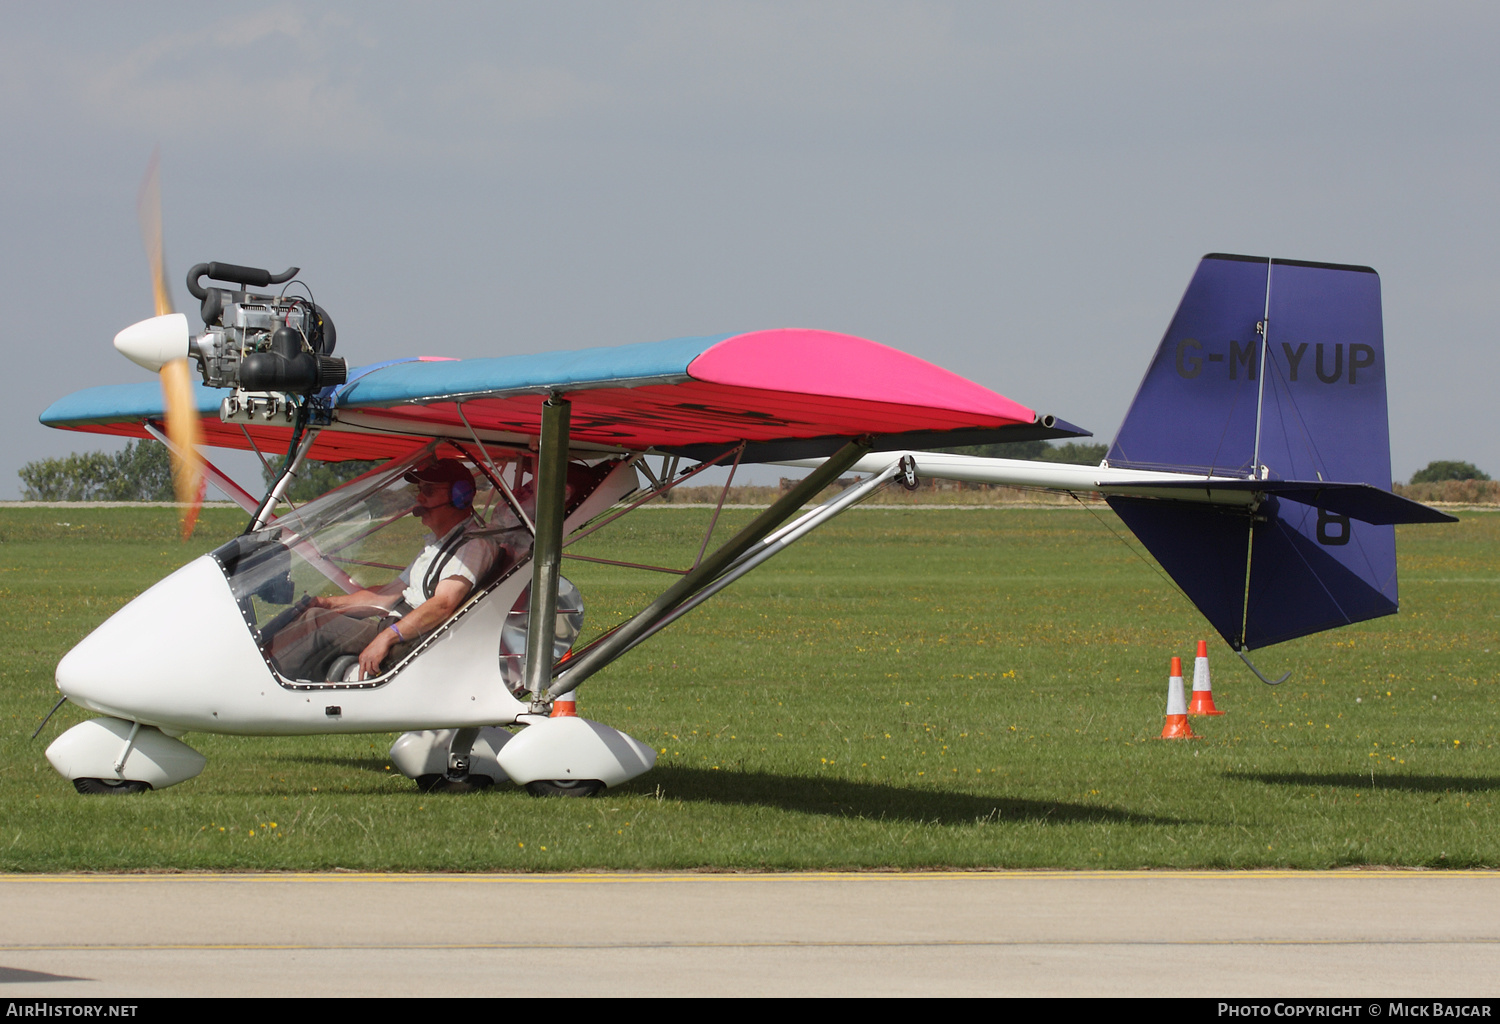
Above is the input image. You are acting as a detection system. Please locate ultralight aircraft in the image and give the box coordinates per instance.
[35,219,1454,795]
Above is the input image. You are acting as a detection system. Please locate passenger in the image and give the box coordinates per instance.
[266,459,498,681]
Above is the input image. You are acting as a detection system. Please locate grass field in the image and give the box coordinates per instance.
[2,501,1497,871]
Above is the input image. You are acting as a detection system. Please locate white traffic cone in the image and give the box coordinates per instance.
[1187,640,1224,715]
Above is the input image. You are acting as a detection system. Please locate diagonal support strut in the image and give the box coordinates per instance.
[542,436,872,700]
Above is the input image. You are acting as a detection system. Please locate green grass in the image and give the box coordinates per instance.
[2,503,1497,871]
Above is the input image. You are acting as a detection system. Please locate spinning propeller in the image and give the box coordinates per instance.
[111,158,347,540]
[113,152,204,539]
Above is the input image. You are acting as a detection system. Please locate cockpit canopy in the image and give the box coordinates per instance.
[210,442,622,682]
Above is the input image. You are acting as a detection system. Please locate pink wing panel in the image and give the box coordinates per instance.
[687,330,1036,424]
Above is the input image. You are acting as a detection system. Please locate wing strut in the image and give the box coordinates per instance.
[577,455,908,671]
[542,436,873,703]
[143,421,263,515]
[524,396,573,712]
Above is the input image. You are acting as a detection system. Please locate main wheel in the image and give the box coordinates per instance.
[524,779,604,798]
[73,777,151,795]
[416,773,494,794]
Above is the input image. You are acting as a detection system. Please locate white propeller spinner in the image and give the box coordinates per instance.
[113,312,189,373]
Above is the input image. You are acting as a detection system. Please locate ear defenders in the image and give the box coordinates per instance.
[450,476,476,510]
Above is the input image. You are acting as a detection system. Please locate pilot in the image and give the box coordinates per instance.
[267,459,498,681]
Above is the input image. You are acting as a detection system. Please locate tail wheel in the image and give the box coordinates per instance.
[525,779,604,798]
[416,773,494,794]
[73,778,152,795]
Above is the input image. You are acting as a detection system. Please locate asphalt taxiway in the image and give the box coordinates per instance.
[2,871,1497,997]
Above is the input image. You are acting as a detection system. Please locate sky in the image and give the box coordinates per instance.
[3,1,1497,498]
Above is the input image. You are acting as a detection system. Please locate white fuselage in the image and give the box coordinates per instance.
[56,554,535,736]
[54,453,641,739]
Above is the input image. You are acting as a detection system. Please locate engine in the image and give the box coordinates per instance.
[187,262,348,397]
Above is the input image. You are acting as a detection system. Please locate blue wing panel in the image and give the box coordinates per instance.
[332,334,732,408]
[40,380,220,426]
[39,333,734,427]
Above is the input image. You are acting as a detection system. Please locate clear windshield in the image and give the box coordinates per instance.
[212,443,535,680]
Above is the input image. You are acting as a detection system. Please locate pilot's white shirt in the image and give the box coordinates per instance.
[397,523,496,609]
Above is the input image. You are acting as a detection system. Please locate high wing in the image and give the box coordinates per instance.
[41,329,1084,461]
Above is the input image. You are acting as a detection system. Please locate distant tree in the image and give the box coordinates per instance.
[18,451,116,501]
[939,439,1109,466]
[1036,442,1110,466]
[19,440,175,501]
[112,438,175,499]
[944,439,1050,460]
[264,459,381,503]
[1409,460,1490,484]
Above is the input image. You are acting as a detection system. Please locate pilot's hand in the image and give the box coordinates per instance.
[358,628,398,678]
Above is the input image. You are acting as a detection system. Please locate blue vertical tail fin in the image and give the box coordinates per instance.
[1106,254,1418,650]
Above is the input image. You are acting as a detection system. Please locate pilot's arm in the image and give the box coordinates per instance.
[356,575,473,677]
[310,579,405,613]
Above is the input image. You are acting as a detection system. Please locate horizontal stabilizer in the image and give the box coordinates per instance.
[1113,479,1456,525]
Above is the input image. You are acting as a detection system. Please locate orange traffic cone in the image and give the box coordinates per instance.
[550,650,578,718]
[1160,656,1197,739]
[1187,640,1225,715]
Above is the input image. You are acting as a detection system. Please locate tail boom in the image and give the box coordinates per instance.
[786,253,1452,651]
